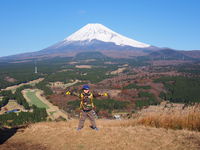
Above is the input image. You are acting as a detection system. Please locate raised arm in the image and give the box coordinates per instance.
[66,90,80,97]
[93,92,108,98]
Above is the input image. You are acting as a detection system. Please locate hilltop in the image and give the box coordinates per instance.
[1,119,200,150]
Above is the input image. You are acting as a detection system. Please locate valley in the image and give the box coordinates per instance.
[1,54,200,120]
[1,52,200,150]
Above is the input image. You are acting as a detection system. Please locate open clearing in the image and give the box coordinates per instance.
[50,79,79,89]
[1,120,200,150]
[21,80,79,120]
[22,89,68,120]
[0,100,25,115]
[75,65,92,69]
[25,89,49,109]
[110,67,127,75]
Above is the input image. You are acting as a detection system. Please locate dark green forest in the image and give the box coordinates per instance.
[0,105,47,127]
[154,76,200,103]
[0,85,33,109]
[0,90,15,108]
[0,62,41,89]
[178,65,200,75]
[135,92,159,108]
[123,83,151,90]
[0,54,149,90]
[0,57,73,90]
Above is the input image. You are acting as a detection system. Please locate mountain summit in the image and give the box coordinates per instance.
[0,23,160,61]
[40,23,155,57]
[63,23,150,48]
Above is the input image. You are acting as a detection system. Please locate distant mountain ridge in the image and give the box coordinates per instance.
[0,23,200,62]
[148,49,194,60]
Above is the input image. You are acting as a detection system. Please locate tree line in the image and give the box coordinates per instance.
[154,76,200,103]
[135,92,159,108]
[0,85,48,127]
[0,85,32,110]
[123,83,151,90]
[0,105,47,127]
[0,90,15,108]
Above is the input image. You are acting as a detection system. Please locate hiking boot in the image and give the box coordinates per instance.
[77,128,82,131]
[90,125,99,131]
[93,127,99,131]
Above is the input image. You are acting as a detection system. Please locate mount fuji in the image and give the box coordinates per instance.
[54,23,150,48]
[1,23,161,61]
[37,23,158,58]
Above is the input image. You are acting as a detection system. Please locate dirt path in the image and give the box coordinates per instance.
[64,79,79,87]
[1,120,200,150]
[2,78,44,92]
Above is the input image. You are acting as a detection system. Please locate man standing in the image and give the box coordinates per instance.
[66,85,108,131]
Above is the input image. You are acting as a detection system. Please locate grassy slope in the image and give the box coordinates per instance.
[26,90,49,109]
[1,120,200,150]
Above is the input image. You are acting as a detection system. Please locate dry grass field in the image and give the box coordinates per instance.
[75,65,92,69]
[1,119,200,150]
[134,103,200,131]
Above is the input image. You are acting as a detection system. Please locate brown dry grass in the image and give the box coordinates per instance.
[4,76,17,83]
[110,67,127,75]
[75,65,92,69]
[134,111,200,131]
[133,104,200,131]
[1,119,200,150]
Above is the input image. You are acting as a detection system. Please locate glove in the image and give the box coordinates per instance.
[103,93,108,96]
[66,91,71,95]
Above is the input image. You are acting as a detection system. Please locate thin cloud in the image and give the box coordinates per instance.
[77,10,86,15]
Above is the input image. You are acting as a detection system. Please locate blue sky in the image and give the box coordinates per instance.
[0,0,200,57]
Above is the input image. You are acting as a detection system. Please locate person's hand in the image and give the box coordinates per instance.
[103,93,108,96]
[66,91,71,95]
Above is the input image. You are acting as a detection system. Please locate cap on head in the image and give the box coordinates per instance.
[82,85,90,90]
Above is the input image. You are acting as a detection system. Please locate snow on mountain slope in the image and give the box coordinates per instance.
[62,23,150,48]
[0,23,156,61]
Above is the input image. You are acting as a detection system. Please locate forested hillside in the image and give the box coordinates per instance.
[155,76,200,103]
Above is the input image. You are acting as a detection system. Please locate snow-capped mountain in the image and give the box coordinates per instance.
[62,23,150,48]
[0,23,160,61]
[39,23,157,56]
[1,23,199,62]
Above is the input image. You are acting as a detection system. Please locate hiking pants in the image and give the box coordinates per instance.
[78,110,96,129]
